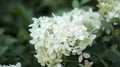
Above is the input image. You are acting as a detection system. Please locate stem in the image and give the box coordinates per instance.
[63,60,79,63]
[9,48,30,63]
[97,40,108,49]
[98,56,108,67]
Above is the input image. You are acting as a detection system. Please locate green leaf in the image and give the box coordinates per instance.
[3,15,13,23]
[88,43,105,55]
[80,6,93,10]
[72,0,80,8]
[17,27,30,42]
[11,4,33,24]
[105,49,120,63]
[104,45,120,64]
[55,8,71,16]
[0,28,5,35]
[101,20,113,33]
[102,36,112,42]
[115,29,120,36]
[0,46,8,56]
[14,45,25,54]
[111,45,120,55]
[0,35,17,46]
[65,55,79,61]
[67,63,79,67]
[80,0,90,5]
[112,61,120,67]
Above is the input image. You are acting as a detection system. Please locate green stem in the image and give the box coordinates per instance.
[9,48,30,63]
[98,56,108,67]
[63,60,79,63]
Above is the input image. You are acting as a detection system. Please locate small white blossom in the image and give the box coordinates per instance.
[0,63,21,67]
[78,55,83,63]
[57,64,62,67]
[98,0,120,21]
[79,60,93,67]
[78,52,91,63]
[83,53,91,59]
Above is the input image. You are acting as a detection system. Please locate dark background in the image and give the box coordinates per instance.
[1,0,120,67]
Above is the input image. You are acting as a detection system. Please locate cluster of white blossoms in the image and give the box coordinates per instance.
[29,8,101,67]
[0,63,21,67]
[98,0,120,21]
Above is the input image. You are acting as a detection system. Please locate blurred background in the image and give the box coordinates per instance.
[0,0,99,67]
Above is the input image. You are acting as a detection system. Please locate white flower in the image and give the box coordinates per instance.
[57,64,62,67]
[0,63,21,67]
[78,53,91,63]
[29,8,101,67]
[98,0,120,21]
[79,60,93,67]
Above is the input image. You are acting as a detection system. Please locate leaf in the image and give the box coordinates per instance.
[17,27,30,42]
[3,15,13,23]
[67,63,79,67]
[0,46,8,56]
[115,29,120,36]
[55,8,71,16]
[112,61,120,67]
[65,55,79,61]
[102,36,112,42]
[42,0,56,6]
[11,4,33,25]
[14,45,25,54]
[6,37,17,45]
[80,0,90,5]
[0,35,17,46]
[80,6,93,10]
[0,28,5,35]
[101,20,113,33]
[88,43,105,55]
[105,49,120,63]
[110,45,120,55]
[72,0,80,8]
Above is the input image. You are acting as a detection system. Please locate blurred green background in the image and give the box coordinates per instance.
[2,0,120,67]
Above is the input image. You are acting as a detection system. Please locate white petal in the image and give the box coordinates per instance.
[16,63,21,67]
[83,53,91,58]
[76,49,82,55]
[78,55,83,63]
[57,63,62,67]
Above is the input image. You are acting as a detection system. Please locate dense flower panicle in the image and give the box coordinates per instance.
[98,0,120,21]
[29,8,101,67]
[0,63,21,67]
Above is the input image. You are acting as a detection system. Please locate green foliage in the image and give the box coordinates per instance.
[0,28,5,35]
[72,0,94,10]
[72,0,80,8]
[0,46,8,56]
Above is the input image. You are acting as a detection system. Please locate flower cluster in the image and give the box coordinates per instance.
[0,63,21,67]
[29,8,101,67]
[98,0,120,21]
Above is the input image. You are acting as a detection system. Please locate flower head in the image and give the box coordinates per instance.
[29,8,101,67]
[0,63,21,67]
[98,0,120,21]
